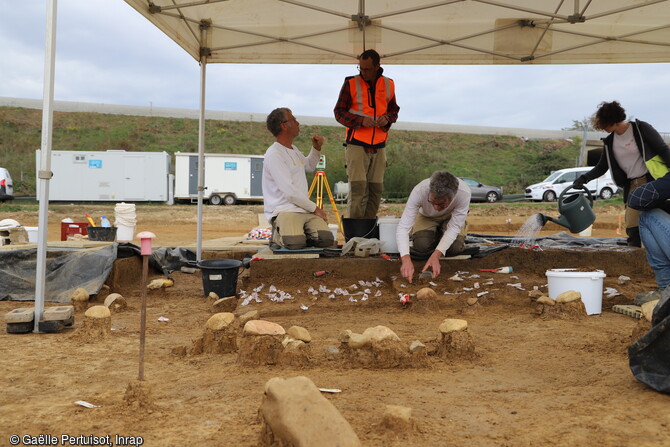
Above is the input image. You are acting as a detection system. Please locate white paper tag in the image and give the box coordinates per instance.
[74,400,99,409]
[318,388,342,393]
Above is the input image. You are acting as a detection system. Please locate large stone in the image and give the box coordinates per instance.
[237,310,260,325]
[409,340,426,353]
[556,290,581,303]
[287,325,312,343]
[439,318,468,334]
[79,306,112,340]
[259,376,361,447]
[103,293,127,313]
[191,313,238,355]
[641,300,659,322]
[362,325,400,343]
[70,288,90,312]
[205,312,235,331]
[244,320,285,336]
[536,296,556,306]
[348,333,367,349]
[147,278,174,290]
[85,305,111,319]
[416,287,437,300]
[338,329,352,343]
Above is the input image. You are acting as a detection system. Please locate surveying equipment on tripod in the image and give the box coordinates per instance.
[308,155,343,235]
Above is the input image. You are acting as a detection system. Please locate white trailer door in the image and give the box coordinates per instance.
[123,155,145,200]
[250,157,263,197]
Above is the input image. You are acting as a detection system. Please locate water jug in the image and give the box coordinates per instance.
[539,185,596,233]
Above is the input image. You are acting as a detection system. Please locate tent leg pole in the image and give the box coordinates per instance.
[196,58,207,261]
[34,0,58,333]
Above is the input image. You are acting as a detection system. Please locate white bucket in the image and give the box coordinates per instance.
[579,225,593,237]
[546,268,606,315]
[378,216,401,253]
[114,202,137,241]
[25,226,38,243]
[116,224,135,242]
[328,224,338,241]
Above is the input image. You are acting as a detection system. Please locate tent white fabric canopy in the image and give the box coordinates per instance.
[124,0,670,64]
[34,0,670,331]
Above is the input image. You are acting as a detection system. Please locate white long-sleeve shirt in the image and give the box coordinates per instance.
[396,178,471,257]
[263,141,321,221]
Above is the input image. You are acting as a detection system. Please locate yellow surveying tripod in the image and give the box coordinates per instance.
[308,155,343,235]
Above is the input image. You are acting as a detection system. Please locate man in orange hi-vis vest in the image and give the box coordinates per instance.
[334,49,400,219]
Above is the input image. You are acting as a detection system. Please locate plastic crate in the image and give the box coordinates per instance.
[60,222,89,241]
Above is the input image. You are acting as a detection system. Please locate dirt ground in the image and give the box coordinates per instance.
[1,202,668,447]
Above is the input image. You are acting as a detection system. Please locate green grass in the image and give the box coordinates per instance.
[0,106,582,197]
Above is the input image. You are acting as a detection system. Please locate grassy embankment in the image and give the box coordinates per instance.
[1,105,588,199]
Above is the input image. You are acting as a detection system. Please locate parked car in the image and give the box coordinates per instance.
[0,167,14,202]
[524,167,618,202]
[459,177,503,203]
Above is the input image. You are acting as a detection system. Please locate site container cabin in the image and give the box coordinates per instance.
[35,150,173,202]
[174,152,264,205]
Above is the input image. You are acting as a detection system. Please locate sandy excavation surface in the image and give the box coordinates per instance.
[1,202,668,446]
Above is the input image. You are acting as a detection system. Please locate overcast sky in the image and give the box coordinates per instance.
[2,0,670,131]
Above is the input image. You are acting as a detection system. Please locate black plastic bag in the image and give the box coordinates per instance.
[628,287,670,394]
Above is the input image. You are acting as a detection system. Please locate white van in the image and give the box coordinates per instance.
[524,167,617,202]
[0,167,14,202]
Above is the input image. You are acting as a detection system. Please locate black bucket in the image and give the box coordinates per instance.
[86,226,117,241]
[341,217,379,242]
[198,259,243,298]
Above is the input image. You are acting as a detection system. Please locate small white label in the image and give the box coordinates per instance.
[209,274,222,280]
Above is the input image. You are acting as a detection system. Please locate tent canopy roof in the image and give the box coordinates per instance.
[124,0,670,65]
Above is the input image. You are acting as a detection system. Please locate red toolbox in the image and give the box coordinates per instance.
[60,222,89,241]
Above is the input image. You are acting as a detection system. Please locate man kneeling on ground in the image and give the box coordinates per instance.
[262,107,334,250]
[397,171,471,282]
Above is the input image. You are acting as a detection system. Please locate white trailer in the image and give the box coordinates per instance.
[174,152,264,205]
[36,150,172,202]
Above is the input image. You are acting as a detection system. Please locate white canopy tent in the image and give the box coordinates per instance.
[34,0,670,331]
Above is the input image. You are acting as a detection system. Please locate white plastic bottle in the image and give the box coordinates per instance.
[100,216,111,228]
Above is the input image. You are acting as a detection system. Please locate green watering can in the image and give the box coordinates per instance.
[539,185,596,234]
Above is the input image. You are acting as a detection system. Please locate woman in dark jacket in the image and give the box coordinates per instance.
[574,101,670,246]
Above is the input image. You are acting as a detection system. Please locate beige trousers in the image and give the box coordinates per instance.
[345,145,386,219]
[410,212,468,257]
[271,212,334,250]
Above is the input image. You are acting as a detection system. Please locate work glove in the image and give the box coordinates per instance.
[571,175,587,189]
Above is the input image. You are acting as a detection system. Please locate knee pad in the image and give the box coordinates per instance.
[412,229,438,254]
[281,234,307,250]
[311,230,335,248]
[445,235,466,256]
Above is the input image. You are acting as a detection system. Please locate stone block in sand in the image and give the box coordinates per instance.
[259,376,361,447]
[190,312,238,355]
[69,287,90,312]
[103,293,127,313]
[339,325,411,368]
[437,318,476,359]
[77,305,111,340]
[238,320,286,366]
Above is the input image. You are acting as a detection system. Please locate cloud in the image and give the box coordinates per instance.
[1,0,669,132]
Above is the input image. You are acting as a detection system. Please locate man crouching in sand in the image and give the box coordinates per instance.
[397,170,471,282]
[262,107,334,250]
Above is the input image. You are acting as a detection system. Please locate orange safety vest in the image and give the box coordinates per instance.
[346,75,395,147]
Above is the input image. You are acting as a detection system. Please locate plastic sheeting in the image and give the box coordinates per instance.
[628,287,670,394]
[467,231,630,251]
[0,244,117,303]
[0,243,200,303]
[117,243,197,275]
